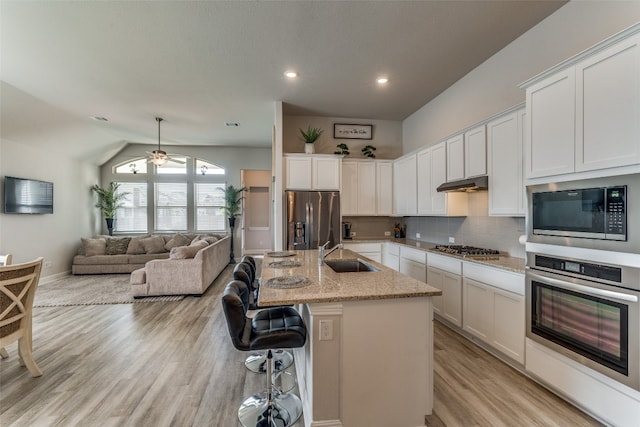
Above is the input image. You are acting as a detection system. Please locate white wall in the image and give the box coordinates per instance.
[284,115,402,159]
[403,1,640,153]
[0,139,99,280]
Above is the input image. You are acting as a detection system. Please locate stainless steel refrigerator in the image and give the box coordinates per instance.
[286,191,341,250]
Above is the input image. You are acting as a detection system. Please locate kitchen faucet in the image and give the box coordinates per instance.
[318,241,343,265]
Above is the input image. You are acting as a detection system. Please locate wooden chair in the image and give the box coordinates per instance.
[0,253,12,267]
[0,257,44,376]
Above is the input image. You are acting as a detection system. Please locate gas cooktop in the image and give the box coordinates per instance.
[432,245,501,258]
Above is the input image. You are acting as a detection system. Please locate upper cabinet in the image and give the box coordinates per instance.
[285,154,341,190]
[446,125,486,182]
[418,142,467,216]
[487,108,526,216]
[342,159,390,216]
[393,153,417,216]
[523,28,640,179]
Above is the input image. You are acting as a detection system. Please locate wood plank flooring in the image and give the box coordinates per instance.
[1,265,602,426]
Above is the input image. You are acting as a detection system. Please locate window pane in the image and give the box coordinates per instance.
[114,182,147,232]
[156,183,187,231]
[114,159,147,174]
[195,183,225,231]
[195,159,225,175]
[156,157,188,174]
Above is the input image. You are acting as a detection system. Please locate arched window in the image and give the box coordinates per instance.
[113,158,148,174]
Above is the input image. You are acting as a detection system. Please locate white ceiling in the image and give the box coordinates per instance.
[0,1,566,164]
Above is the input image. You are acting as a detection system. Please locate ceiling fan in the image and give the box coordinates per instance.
[146,117,185,166]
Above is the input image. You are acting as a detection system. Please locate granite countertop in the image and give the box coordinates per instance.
[344,237,526,273]
[258,249,442,306]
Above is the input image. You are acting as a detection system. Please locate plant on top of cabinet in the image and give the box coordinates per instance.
[299,125,324,154]
[362,145,376,158]
[334,143,350,155]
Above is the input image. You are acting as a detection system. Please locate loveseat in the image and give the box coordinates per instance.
[130,234,230,297]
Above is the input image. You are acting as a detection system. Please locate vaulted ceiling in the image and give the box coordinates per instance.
[0,1,566,164]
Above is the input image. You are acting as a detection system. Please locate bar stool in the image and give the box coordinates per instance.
[222,280,307,427]
[233,262,295,374]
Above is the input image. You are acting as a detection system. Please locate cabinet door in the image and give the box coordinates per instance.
[286,156,312,190]
[446,134,464,182]
[576,34,640,172]
[526,68,575,178]
[492,288,525,364]
[463,278,492,341]
[430,143,447,214]
[357,162,377,215]
[465,125,486,178]
[416,148,432,214]
[341,161,358,215]
[376,161,393,216]
[313,157,341,190]
[427,267,444,316]
[487,110,524,216]
[393,154,417,215]
[442,271,463,327]
[399,258,426,283]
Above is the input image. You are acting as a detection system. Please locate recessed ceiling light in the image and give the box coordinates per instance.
[376,77,389,84]
[284,70,298,78]
[225,122,240,127]
[91,116,109,121]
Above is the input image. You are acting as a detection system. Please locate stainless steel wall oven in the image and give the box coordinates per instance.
[526,252,640,391]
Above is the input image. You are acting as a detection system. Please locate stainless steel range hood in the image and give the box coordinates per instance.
[436,175,488,193]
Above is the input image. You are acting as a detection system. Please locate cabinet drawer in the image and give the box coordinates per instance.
[463,262,524,296]
[343,242,382,253]
[427,253,462,275]
[384,242,400,256]
[400,246,426,264]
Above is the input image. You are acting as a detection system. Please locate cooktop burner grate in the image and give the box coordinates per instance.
[432,245,501,257]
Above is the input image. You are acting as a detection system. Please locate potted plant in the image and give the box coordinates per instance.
[223,185,246,263]
[334,143,350,156]
[299,125,324,154]
[91,182,129,236]
[362,145,377,158]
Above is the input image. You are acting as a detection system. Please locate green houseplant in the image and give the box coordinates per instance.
[91,182,129,236]
[362,145,377,158]
[299,125,324,154]
[223,185,246,263]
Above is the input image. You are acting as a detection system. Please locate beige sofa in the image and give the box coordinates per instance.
[130,235,230,297]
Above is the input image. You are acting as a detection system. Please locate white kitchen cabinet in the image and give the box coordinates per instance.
[523,29,640,178]
[417,143,467,216]
[285,154,341,190]
[376,161,393,216]
[343,242,382,263]
[487,108,525,216]
[446,134,464,182]
[399,246,426,283]
[428,253,462,327]
[462,262,525,364]
[464,125,487,178]
[342,160,388,216]
[382,242,400,271]
[393,154,417,216]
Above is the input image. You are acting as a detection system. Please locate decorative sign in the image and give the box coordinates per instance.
[333,123,373,140]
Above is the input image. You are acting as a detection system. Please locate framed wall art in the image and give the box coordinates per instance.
[333,123,373,140]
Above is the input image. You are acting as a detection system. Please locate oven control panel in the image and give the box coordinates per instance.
[535,255,622,283]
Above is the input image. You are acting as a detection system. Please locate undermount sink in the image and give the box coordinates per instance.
[324,259,380,273]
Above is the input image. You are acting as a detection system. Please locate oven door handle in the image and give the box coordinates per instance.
[528,272,638,303]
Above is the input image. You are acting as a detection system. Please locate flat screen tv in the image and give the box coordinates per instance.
[3,176,54,214]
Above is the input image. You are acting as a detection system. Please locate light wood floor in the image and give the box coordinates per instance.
[1,265,603,427]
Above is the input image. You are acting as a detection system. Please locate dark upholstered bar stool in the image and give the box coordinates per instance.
[222,280,307,427]
[233,262,295,374]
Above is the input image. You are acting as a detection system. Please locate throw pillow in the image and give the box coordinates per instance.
[141,236,167,254]
[126,235,149,254]
[105,237,131,255]
[81,237,107,257]
[164,233,191,251]
[169,243,202,259]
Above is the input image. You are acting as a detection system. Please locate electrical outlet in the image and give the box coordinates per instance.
[384,231,391,236]
[351,231,356,237]
[449,236,455,243]
[416,233,421,239]
[319,320,333,341]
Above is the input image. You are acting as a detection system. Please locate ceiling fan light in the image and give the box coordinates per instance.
[152,157,168,166]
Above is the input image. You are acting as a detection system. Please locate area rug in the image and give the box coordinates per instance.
[33,274,184,307]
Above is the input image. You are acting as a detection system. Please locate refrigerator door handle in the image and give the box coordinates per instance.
[306,201,312,249]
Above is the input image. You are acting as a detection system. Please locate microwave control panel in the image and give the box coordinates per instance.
[605,186,626,239]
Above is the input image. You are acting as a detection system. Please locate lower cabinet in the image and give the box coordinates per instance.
[427,253,462,327]
[399,246,426,282]
[382,242,400,271]
[342,242,382,263]
[462,263,525,364]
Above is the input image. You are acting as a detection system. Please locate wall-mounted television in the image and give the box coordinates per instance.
[3,176,54,214]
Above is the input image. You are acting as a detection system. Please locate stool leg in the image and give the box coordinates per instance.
[245,349,294,374]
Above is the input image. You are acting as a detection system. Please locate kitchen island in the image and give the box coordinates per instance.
[259,249,442,427]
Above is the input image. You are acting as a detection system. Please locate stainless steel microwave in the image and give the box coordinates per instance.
[527,174,640,253]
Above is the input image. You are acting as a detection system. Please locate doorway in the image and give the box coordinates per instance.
[241,170,273,255]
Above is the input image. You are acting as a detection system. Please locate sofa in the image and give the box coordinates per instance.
[71,233,225,275]
[130,234,230,297]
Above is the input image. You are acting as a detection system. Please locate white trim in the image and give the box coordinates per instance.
[308,302,343,316]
